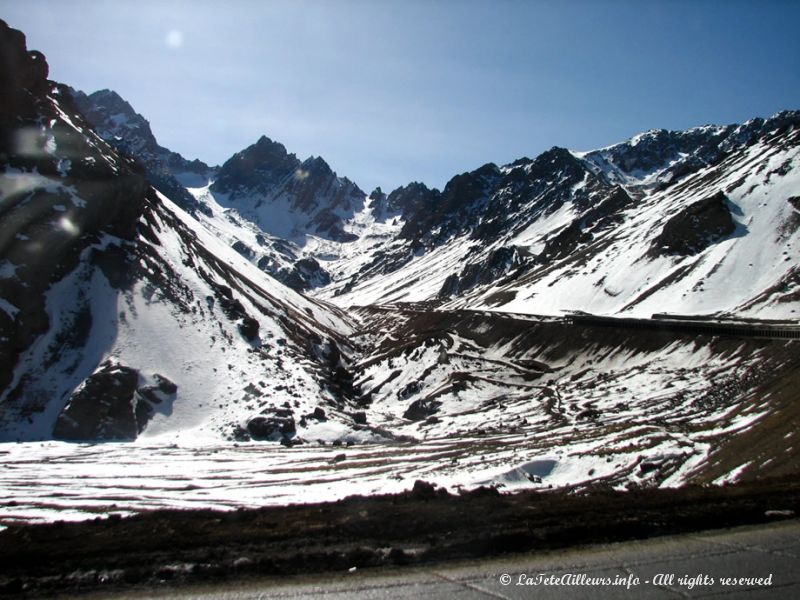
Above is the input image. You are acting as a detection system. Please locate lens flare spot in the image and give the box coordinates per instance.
[13,127,39,155]
[58,216,80,237]
[165,29,184,49]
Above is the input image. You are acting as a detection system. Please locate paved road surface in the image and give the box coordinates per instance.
[74,519,800,599]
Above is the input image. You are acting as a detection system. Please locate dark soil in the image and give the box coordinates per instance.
[1,477,799,597]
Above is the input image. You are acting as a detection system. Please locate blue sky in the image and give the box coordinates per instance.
[2,0,799,192]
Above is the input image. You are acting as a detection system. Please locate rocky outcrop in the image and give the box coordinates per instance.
[649,191,736,257]
[213,284,260,343]
[438,246,530,298]
[384,182,438,220]
[53,365,179,440]
[399,165,500,248]
[403,398,441,421]
[137,374,178,405]
[244,408,296,441]
[536,186,633,264]
[53,362,144,440]
[271,257,331,292]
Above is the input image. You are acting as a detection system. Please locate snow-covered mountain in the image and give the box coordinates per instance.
[0,20,366,444]
[194,135,367,290]
[2,17,800,500]
[72,91,370,292]
[72,86,800,321]
[319,115,800,321]
[210,136,365,242]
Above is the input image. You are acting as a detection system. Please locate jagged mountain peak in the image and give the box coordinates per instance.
[508,156,532,168]
[72,87,155,147]
[438,163,501,211]
[539,145,574,159]
[391,180,436,195]
[211,135,300,197]
[519,146,586,181]
[252,134,291,155]
[86,88,138,116]
[299,154,332,174]
[362,181,434,224]
[77,88,173,148]
[70,86,214,215]
[450,161,500,180]
[200,132,367,246]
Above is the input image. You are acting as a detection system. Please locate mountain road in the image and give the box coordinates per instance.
[69,519,799,600]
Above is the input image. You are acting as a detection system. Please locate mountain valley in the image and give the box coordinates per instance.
[1,18,800,527]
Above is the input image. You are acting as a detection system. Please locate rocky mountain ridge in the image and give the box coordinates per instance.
[210,135,366,242]
[70,88,215,215]
[318,111,800,321]
[70,84,800,323]
[0,20,366,444]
